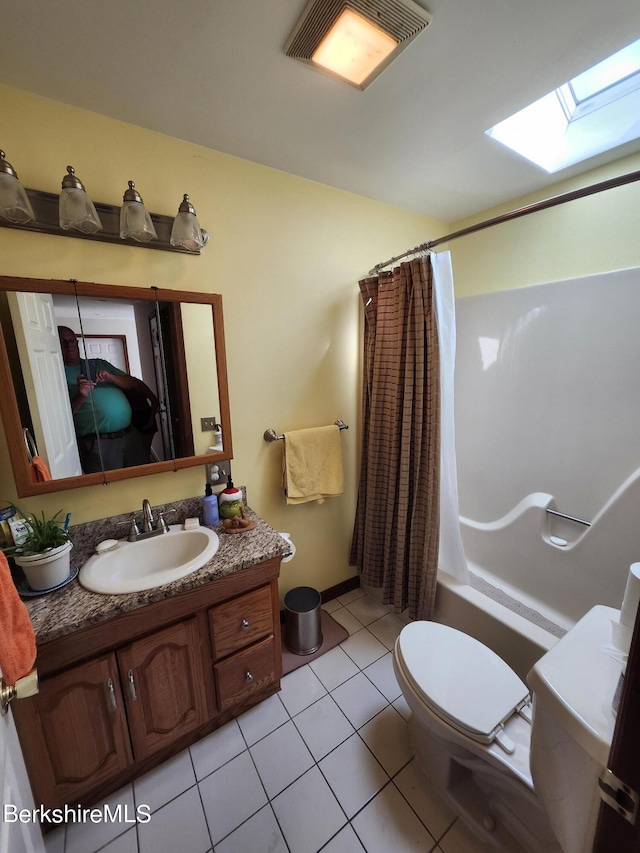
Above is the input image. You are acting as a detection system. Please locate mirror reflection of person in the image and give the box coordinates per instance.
[58,326,159,474]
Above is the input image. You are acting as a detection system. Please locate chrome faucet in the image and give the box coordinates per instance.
[142,499,154,532]
[119,501,173,541]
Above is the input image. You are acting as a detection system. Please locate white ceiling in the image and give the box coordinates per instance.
[2,0,640,222]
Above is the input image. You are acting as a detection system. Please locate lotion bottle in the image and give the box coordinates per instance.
[202,483,219,526]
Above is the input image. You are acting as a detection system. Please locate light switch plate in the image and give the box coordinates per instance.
[200,416,217,431]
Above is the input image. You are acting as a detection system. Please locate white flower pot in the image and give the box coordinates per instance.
[15,541,72,591]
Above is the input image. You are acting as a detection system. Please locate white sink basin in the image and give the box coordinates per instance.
[79,524,219,594]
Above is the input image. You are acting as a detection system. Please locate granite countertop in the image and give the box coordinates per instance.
[24,502,290,646]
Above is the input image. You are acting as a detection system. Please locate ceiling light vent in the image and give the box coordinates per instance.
[285,0,432,90]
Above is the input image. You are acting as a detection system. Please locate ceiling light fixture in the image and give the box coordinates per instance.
[285,0,431,90]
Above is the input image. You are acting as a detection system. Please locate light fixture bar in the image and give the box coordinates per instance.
[0,188,202,254]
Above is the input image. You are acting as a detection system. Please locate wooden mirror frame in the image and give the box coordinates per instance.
[0,276,232,497]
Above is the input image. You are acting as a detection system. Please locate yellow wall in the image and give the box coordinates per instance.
[0,83,445,600]
[448,151,640,297]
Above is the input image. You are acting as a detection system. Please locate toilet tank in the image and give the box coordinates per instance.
[527,605,623,853]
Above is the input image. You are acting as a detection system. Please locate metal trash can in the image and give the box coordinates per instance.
[284,586,323,655]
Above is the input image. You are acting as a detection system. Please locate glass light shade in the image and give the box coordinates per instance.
[59,166,102,234]
[0,150,35,224]
[311,9,398,87]
[119,181,157,242]
[170,194,207,251]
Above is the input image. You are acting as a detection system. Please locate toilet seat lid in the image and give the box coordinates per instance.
[396,621,530,743]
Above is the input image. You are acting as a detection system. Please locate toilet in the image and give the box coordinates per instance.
[393,605,622,853]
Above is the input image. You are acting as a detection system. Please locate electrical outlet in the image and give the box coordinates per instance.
[206,461,229,487]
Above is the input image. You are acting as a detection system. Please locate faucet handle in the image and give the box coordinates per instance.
[154,508,175,532]
[117,514,140,541]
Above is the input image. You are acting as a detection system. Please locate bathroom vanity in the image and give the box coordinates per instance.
[12,505,287,811]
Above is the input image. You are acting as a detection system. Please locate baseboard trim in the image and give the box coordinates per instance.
[280,574,360,621]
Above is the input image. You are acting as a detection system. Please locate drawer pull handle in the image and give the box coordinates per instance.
[128,670,137,701]
[107,678,117,711]
[241,619,250,630]
[245,671,254,683]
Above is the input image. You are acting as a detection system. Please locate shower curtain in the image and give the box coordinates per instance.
[350,252,467,622]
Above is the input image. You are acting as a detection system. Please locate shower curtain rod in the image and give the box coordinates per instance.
[370,168,640,274]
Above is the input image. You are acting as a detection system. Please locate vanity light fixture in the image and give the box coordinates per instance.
[170,194,209,251]
[119,180,158,243]
[0,149,35,224]
[59,166,102,234]
[285,0,432,90]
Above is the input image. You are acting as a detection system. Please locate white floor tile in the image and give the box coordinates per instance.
[331,608,365,636]
[198,750,268,846]
[309,645,360,692]
[133,748,195,813]
[320,823,365,852]
[394,760,457,842]
[278,664,327,717]
[236,692,289,746]
[340,630,387,669]
[345,595,390,626]
[318,734,388,819]
[250,720,314,798]
[43,826,65,853]
[331,672,388,730]
[190,719,246,780]
[351,783,436,852]
[321,599,342,613]
[293,694,355,760]
[363,652,402,702]
[393,694,412,721]
[367,612,405,650]
[336,588,366,606]
[101,828,139,853]
[214,804,287,853]
[138,786,210,853]
[65,784,136,853]
[358,706,413,776]
[438,818,490,853]
[271,767,347,853]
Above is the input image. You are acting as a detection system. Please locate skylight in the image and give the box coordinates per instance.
[486,38,640,172]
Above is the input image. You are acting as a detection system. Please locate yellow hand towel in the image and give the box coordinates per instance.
[282,425,344,505]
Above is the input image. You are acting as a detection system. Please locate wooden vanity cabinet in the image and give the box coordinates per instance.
[14,559,282,811]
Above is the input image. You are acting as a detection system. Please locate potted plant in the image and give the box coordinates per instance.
[2,506,73,591]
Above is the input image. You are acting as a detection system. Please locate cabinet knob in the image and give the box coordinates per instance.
[245,671,253,683]
[0,670,39,716]
[241,619,250,630]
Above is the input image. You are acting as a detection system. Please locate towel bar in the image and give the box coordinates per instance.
[263,419,348,442]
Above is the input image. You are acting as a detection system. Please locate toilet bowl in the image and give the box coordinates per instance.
[393,606,622,853]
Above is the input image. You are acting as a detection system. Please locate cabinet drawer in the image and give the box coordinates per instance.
[215,636,276,711]
[209,585,273,658]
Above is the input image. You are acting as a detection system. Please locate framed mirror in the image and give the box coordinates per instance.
[0,276,232,496]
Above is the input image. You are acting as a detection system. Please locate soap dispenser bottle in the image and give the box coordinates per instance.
[218,476,243,519]
[202,483,219,526]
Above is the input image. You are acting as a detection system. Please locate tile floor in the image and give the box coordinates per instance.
[43,589,488,853]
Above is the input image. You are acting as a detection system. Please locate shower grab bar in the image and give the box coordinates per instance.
[545,508,591,527]
[263,419,348,442]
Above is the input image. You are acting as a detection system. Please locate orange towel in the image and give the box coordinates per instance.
[30,455,52,483]
[0,551,36,684]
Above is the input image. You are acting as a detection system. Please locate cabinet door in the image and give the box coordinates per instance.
[13,654,131,809]
[118,618,210,761]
